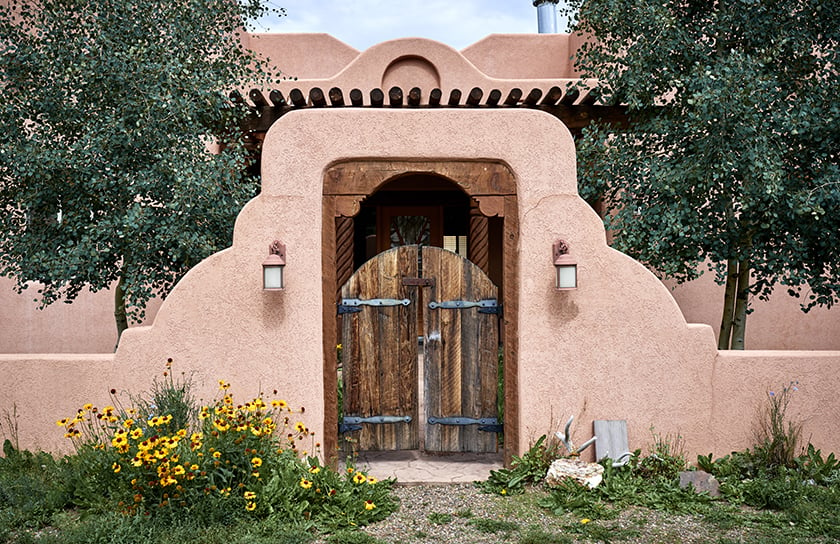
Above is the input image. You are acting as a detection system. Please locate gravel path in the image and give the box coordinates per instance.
[313,483,758,544]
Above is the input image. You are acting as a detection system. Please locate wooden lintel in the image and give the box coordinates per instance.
[325,160,516,196]
[540,104,630,129]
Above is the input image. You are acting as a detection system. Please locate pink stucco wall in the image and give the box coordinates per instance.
[2,107,838,463]
[2,33,836,353]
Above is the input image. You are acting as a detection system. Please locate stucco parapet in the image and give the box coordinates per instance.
[250,34,592,104]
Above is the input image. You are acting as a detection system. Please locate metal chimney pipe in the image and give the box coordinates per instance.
[534,0,560,33]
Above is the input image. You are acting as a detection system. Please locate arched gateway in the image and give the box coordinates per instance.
[322,160,519,461]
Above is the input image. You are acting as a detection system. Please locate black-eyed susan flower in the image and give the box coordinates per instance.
[353,473,367,484]
[364,500,376,510]
[251,457,263,468]
[300,478,313,489]
[244,491,256,500]
[245,501,256,511]
[309,466,320,474]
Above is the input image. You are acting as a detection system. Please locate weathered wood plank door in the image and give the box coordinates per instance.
[339,245,499,453]
[422,246,499,453]
[340,246,419,451]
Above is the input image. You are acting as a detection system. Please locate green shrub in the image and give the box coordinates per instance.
[478,434,559,495]
[633,429,687,481]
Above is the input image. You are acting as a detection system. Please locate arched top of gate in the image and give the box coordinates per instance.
[323,160,516,198]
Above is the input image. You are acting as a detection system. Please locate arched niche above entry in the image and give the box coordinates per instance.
[381,55,442,92]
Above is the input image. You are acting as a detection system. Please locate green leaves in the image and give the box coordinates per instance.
[0,0,279,340]
[568,0,840,347]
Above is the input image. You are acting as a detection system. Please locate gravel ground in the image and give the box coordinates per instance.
[312,483,741,544]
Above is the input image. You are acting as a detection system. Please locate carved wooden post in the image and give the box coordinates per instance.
[335,216,354,296]
[468,200,489,274]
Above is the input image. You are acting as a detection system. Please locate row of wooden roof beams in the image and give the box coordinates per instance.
[237,85,627,133]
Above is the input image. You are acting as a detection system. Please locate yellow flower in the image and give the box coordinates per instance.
[213,451,222,459]
[245,501,256,511]
[56,418,69,427]
[251,457,263,468]
[581,518,591,525]
[500,489,507,495]
[123,418,135,428]
[112,463,121,474]
[309,466,320,474]
[244,491,256,500]
[218,380,230,391]
[271,400,288,410]
[352,473,367,485]
[130,428,144,440]
[82,403,93,412]
[367,477,378,485]
[300,478,313,489]
[364,500,376,510]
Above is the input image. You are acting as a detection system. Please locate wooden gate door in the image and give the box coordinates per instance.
[339,246,419,451]
[339,245,499,453]
[422,246,499,453]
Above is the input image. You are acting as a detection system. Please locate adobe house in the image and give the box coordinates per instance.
[1,27,839,467]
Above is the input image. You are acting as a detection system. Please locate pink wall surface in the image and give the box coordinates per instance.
[2,32,837,353]
[2,107,838,462]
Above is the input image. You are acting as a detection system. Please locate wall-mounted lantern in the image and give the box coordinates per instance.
[262,240,286,290]
[553,240,577,290]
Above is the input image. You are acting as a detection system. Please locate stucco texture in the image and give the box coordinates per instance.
[2,107,838,461]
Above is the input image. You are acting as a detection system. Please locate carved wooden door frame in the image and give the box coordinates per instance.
[322,160,519,465]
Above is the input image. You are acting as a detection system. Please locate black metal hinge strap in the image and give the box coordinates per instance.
[427,299,500,314]
[337,298,411,314]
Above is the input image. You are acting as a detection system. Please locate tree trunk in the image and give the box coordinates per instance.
[718,258,739,350]
[730,258,751,350]
[114,274,128,351]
